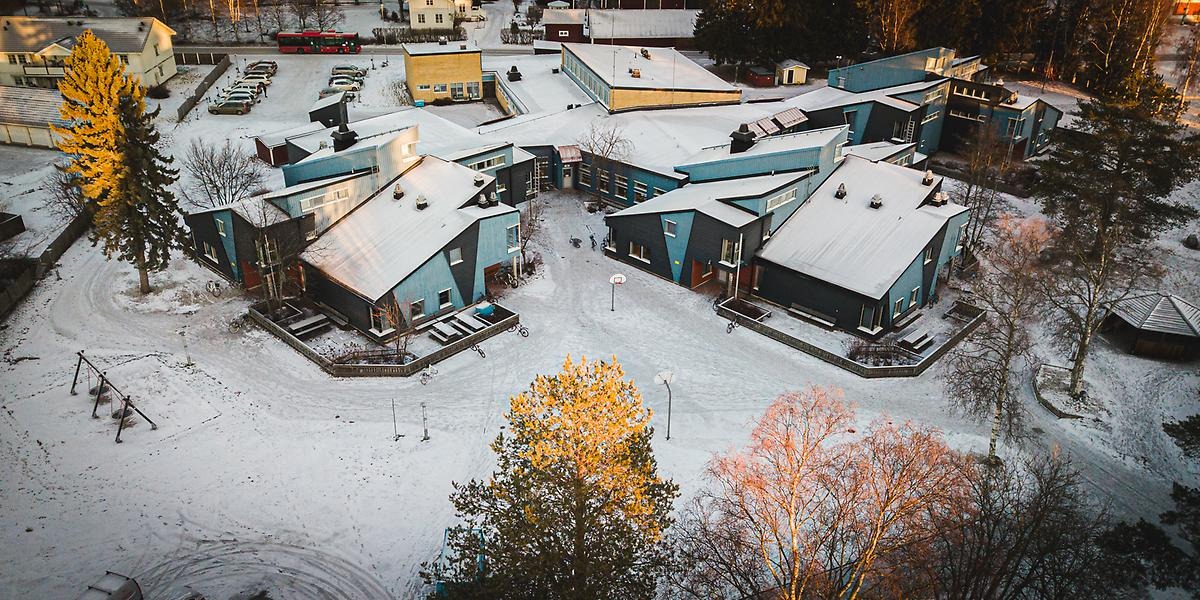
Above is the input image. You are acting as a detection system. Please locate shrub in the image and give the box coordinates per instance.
[147,84,170,99]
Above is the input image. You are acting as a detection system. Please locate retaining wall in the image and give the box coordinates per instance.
[176,54,233,122]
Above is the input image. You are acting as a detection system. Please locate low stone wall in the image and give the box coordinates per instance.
[1032,364,1085,419]
[719,298,985,379]
[249,303,520,377]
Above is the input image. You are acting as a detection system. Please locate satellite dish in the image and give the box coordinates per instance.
[654,370,675,385]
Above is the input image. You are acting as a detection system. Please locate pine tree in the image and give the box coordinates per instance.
[52,30,138,216]
[425,356,679,600]
[96,94,187,295]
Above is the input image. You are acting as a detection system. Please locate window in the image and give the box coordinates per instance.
[956,222,968,252]
[952,84,989,101]
[859,304,875,330]
[525,169,536,197]
[370,307,390,333]
[411,299,425,320]
[215,219,227,237]
[425,0,433,4]
[299,193,340,213]
[466,82,481,99]
[1005,117,1024,139]
[948,109,986,122]
[909,287,920,308]
[615,174,628,198]
[496,182,507,195]
[629,241,649,262]
[202,242,219,262]
[664,219,677,237]
[558,30,569,37]
[633,181,647,203]
[894,298,905,318]
[598,169,610,192]
[417,84,431,90]
[467,155,506,171]
[434,83,447,93]
[6,55,14,64]
[438,288,452,308]
[921,109,940,125]
[435,13,444,23]
[720,238,740,266]
[761,214,773,241]
[604,226,616,251]
[923,88,944,105]
[765,188,797,212]
[417,13,426,23]
[449,247,463,265]
[843,109,857,136]
[923,247,934,264]
[579,164,592,187]
[653,187,667,197]
[451,82,464,98]
[834,141,846,162]
[507,223,520,251]
[153,43,160,55]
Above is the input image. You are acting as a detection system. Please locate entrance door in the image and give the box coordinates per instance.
[562,164,574,189]
[785,69,794,84]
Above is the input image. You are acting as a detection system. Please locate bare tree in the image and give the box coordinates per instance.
[373,299,415,360]
[246,200,313,316]
[311,0,344,31]
[576,120,632,203]
[858,0,924,54]
[953,124,1015,264]
[261,0,293,32]
[1175,24,1200,110]
[41,164,88,221]
[672,386,971,600]
[516,196,540,275]
[944,215,1049,461]
[180,140,269,210]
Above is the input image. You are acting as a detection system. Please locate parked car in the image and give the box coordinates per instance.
[232,79,267,93]
[318,87,356,101]
[208,99,252,115]
[240,73,272,86]
[221,84,262,97]
[219,91,258,105]
[246,60,278,75]
[326,78,362,92]
[330,65,366,77]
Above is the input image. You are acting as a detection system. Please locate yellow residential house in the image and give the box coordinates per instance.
[403,40,483,104]
[410,0,483,29]
[0,17,177,88]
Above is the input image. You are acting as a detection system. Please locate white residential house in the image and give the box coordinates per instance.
[0,17,177,88]
[410,0,482,29]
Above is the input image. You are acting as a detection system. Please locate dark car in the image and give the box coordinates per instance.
[246,60,278,75]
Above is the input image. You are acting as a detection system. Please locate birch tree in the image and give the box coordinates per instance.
[943,216,1049,460]
[180,140,268,210]
[858,0,925,55]
[671,387,970,600]
[577,120,632,203]
[1174,24,1200,110]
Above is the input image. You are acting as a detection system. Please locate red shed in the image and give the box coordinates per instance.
[254,122,326,167]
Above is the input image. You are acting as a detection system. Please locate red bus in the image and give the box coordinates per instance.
[277,31,362,54]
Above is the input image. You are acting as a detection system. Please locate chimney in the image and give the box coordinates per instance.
[438,36,448,45]
[834,183,847,199]
[331,122,357,152]
[392,184,404,200]
[730,124,756,154]
[921,170,934,186]
[460,44,468,50]
[415,194,429,210]
[929,191,948,206]
[477,193,489,207]
[869,194,883,209]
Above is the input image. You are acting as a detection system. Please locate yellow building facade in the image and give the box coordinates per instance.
[403,42,483,104]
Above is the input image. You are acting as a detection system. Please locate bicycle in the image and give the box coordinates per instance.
[471,344,486,358]
[419,365,438,385]
[206,280,223,297]
[508,323,529,337]
[726,321,739,334]
[228,313,248,334]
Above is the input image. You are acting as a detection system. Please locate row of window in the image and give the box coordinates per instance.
[467,155,506,171]
[577,163,667,202]
[299,188,349,213]
[562,51,611,105]
[951,84,990,101]
[416,81,482,99]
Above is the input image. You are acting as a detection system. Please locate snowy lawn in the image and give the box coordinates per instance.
[0,190,1195,598]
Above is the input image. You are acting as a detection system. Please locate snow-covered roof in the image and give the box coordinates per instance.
[1110,292,1200,338]
[588,9,700,39]
[778,59,809,70]
[189,196,293,227]
[844,140,914,163]
[679,125,846,167]
[608,172,809,227]
[302,156,514,302]
[310,91,346,112]
[563,43,737,93]
[261,172,365,200]
[0,16,173,53]
[256,121,327,149]
[542,9,585,25]
[403,41,481,56]
[0,84,65,128]
[757,155,967,299]
[285,108,504,162]
[787,78,943,112]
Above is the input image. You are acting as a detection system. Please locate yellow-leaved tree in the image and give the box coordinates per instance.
[425,356,679,599]
[54,30,186,294]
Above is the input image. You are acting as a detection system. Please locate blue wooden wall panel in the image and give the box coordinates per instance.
[660,211,694,282]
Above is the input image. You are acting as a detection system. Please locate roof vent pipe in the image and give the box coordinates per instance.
[473,174,485,187]
[416,195,429,210]
[869,194,883,209]
[922,170,934,185]
[834,183,847,199]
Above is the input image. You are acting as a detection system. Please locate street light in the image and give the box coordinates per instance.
[609,273,625,311]
[654,370,674,440]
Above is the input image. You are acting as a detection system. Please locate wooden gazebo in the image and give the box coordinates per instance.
[1104,292,1200,360]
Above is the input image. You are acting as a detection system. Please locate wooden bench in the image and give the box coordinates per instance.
[892,309,922,332]
[787,304,837,329]
[454,312,487,332]
[899,328,934,353]
[428,321,462,345]
[288,314,331,339]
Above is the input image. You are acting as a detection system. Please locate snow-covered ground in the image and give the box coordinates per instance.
[0,191,1196,598]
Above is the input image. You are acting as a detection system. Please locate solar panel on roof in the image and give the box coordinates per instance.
[772,108,807,128]
[755,117,780,135]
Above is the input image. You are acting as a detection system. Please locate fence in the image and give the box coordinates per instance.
[174,51,229,65]
[248,303,520,377]
[370,27,466,45]
[0,209,90,321]
[718,298,985,379]
[0,213,25,242]
[175,54,233,122]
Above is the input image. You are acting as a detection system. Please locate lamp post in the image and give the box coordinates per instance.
[609,273,625,311]
[654,370,675,440]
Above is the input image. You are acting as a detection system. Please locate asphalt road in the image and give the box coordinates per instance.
[175,44,534,56]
